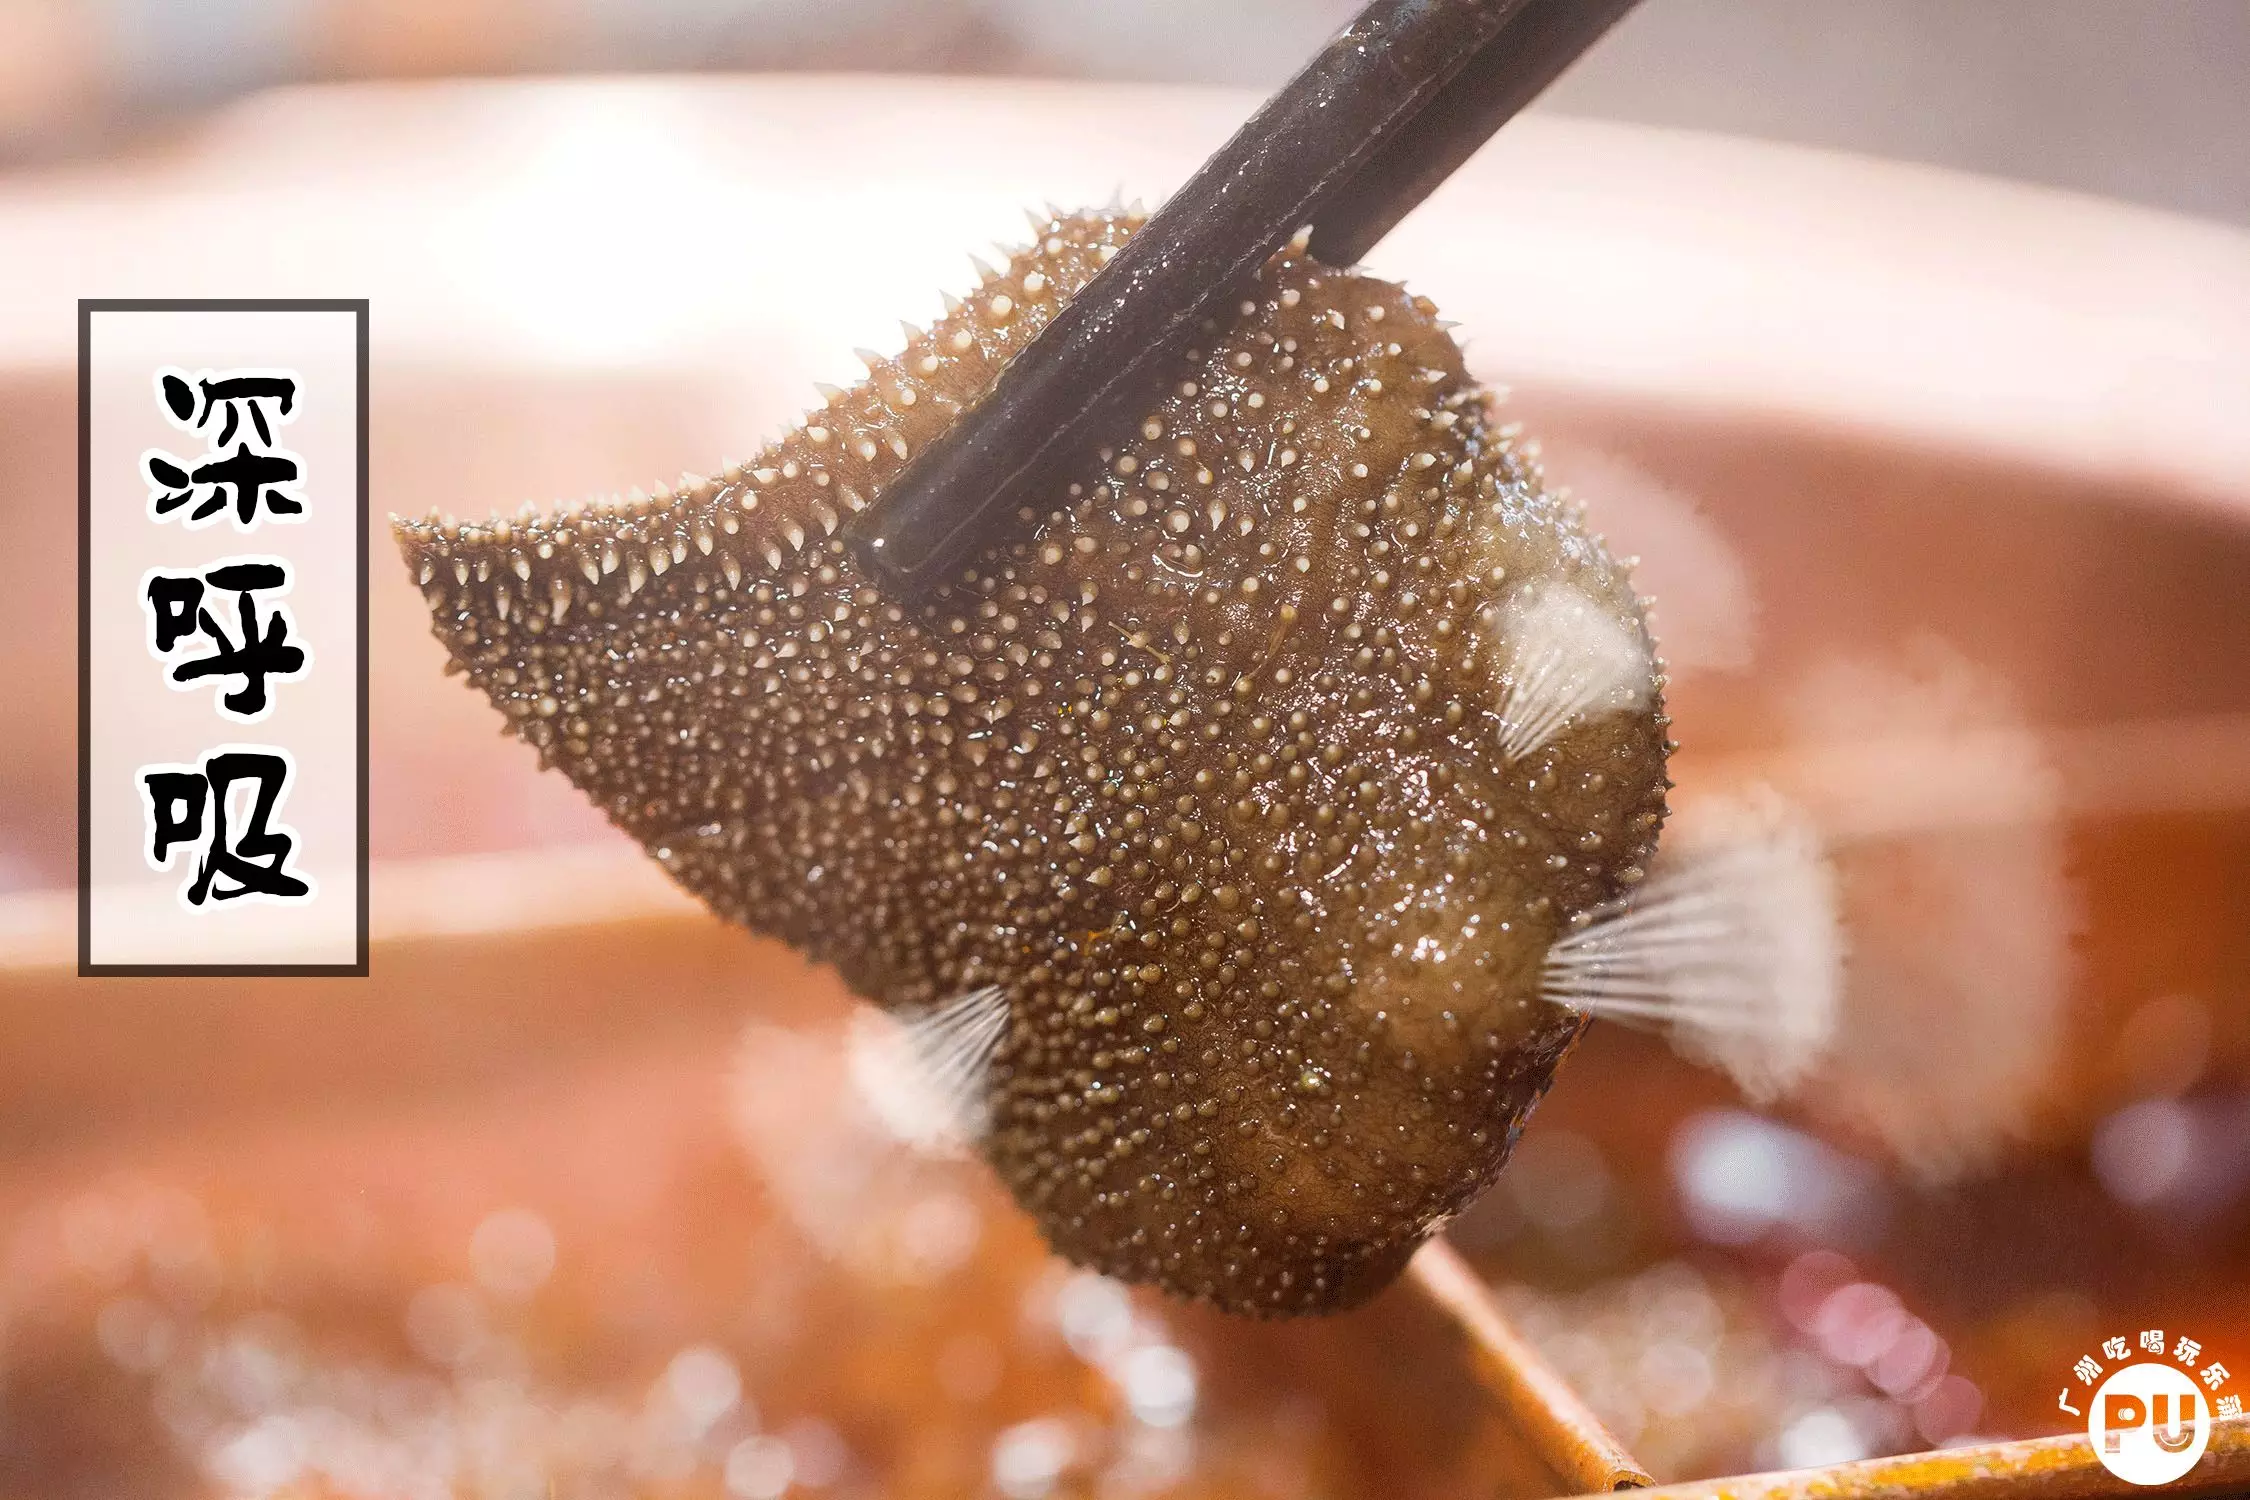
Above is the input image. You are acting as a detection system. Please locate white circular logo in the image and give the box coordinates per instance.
[2091,1361,2209,1485]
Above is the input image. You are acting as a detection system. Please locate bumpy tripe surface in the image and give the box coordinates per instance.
[397,208,1670,1315]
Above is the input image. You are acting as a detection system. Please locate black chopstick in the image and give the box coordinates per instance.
[1308,0,1643,266]
[848,0,1640,597]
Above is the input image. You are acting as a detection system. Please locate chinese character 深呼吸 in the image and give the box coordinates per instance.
[141,366,304,529]
[139,747,314,907]
[143,557,309,720]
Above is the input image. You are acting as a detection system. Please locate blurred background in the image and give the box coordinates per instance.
[3,4,2248,1499]
[2,0,2248,223]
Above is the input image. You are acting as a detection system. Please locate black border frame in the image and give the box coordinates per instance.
[78,299,371,978]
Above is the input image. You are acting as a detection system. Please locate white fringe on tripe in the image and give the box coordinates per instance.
[1542,790,1842,1100]
[1492,579,1655,762]
[846,984,1010,1155]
